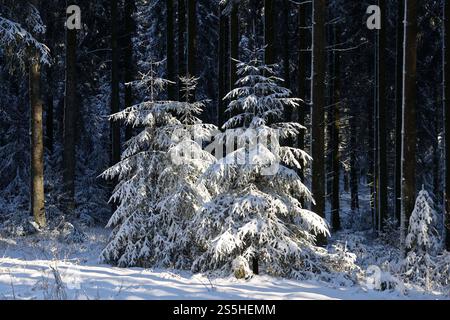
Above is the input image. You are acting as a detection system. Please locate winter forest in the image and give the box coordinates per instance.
[0,0,449,300]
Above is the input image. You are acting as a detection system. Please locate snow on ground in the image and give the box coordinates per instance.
[0,227,446,300]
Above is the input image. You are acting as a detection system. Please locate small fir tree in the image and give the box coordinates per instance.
[100,61,217,268]
[404,188,440,288]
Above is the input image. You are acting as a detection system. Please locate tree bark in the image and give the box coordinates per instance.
[218,2,227,128]
[326,18,334,205]
[167,0,176,100]
[376,0,388,232]
[124,0,135,142]
[187,0,197,83]
[111,0,120,167]
[395,0,404,225]
[63,14,78,212]
[297,3,309,183]
[433,97,440,216]
[350,117,359,211]
[264,0,275,65]
[349,1,361,213]
[230,2,239,91]
[368,31,376,229]
[400,0,417,251]
[331,25,341,232]
[45,78,54,153]
[178,0,186,99]
[282,0,292,128]
[45,10,54,153]
[444,0,450,251]
[282,0,291,91]
[29,0,46,228]
[311,0,326,244]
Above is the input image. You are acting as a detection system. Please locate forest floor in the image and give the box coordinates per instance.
[0,181,447,300]
[0,227,447,300]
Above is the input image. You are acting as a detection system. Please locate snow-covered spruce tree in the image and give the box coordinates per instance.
[100,62,217,268]
[405,188,440,254]
[190,46,330,278]
[403,188,440,288]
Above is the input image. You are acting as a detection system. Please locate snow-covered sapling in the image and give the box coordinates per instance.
[100,62,217,268]
[190,46,330,278]
[405,188,439,255]
[403,188,440,288]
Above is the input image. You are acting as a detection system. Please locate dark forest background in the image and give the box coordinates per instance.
[0,0,449,252]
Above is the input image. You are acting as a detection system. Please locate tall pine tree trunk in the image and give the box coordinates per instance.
[282,0,292,128]
[400,0,417,251]
[218,3,226,128]
[395,0,404,225]
[187,0,197,90]
[368,31,376,229]
[350,112,359,211]
[373,28,379,232]
[349,5,360,212]
[433,95,440,216]
[45,10,54,153]
[376,0,388,232]
[331,25,341,232]
[29,0,46,228]
[311,0,326,244]
[297,4,309,182]
[264,0,274,65]
[444,0,450,251]
[326,17,334,207]
[45,70,54,153]
[282,0,291,91]
[111,0,120,167]
[124,0,135,142]
[178,0,186,99]
[167,0,176,100]
[230,2,239,91]
[63,13,78,212]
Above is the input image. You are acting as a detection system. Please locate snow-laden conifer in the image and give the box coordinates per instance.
[405,188,440,254]
[100,61,217,268]
[403,188,440,288]
[190,46,330,278]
